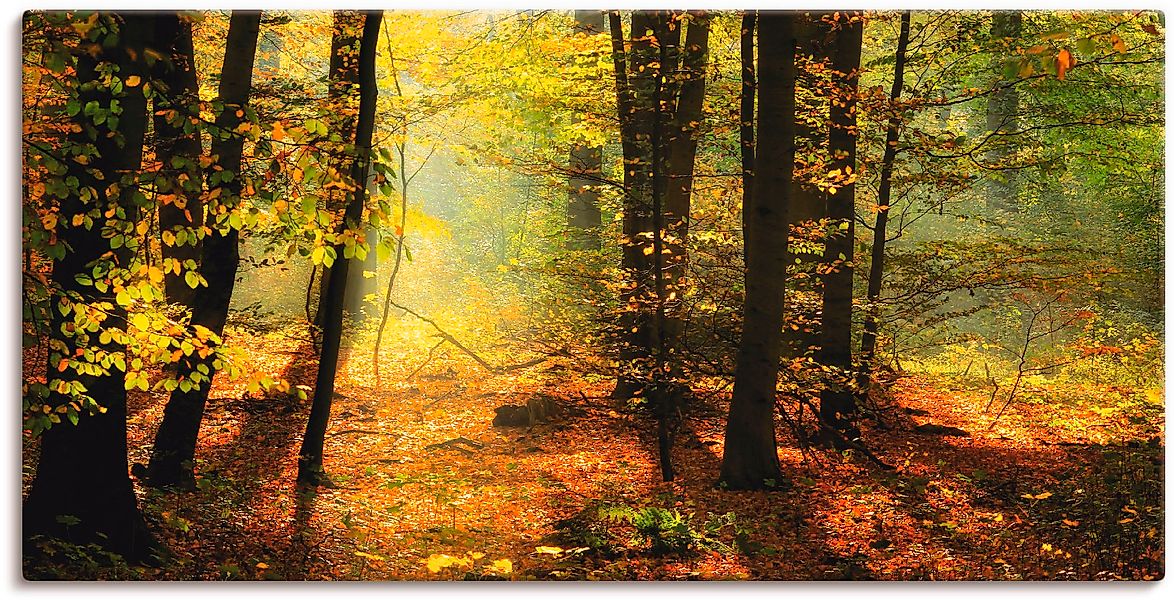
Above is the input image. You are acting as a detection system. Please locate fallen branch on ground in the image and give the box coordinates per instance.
[391,301,552,374]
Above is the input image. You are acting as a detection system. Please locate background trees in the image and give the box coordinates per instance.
[19,9,1163,580]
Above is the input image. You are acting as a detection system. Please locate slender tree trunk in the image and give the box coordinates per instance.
[781,12,831,361]
[24,12,159,562]
[858,11,911,395]
[659,10,709,351]
[719,11,793,490]
[611,11,657,401]
[153,14,204,308]
[145,11,262,488]
[986,10,1022,213]
[566,10,604,250]
[298,10,382,487]
[817,12,863,442]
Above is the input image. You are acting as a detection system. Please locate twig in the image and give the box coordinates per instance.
[327,429,400,439]
[391,301,549,373]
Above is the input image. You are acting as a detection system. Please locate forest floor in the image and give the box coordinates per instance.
[24,326,1165,580]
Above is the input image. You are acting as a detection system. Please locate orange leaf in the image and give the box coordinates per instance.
[1056,48,1074,80]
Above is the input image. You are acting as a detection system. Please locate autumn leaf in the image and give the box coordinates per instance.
[1055,48,1074,80]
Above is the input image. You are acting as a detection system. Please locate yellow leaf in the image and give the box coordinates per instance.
[125,75,141,87]
[1063,519,1080,527]
[255,562,269,569]
[425,554,457,573]
[491,558,513,574]
[534,546,564,555]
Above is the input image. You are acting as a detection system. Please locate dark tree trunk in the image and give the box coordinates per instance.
[986,10,1022,213]
[719,11,793,491]
[153,13,205,308]
[659,10,710,354]
[781,12,831,361]
[145,11,262,489]
[566,10,604,251]
[817,12,863,442]
[297,10,382,487]
[24,12,159,563]
[610,10,657,401]
[858,11,911,395]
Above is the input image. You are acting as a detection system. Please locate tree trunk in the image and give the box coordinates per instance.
[297,10,382,487]
[986,10,1022,213]
[659,10,710,355]
[610,11,657,401]
[817,12,863,442]
[858,11,911,395]
[145,11,262,488]
[566,10,604,251]
[24,12,159,563]
[719,11,792,491]
[153,14,205,308]
[781,12,831,361]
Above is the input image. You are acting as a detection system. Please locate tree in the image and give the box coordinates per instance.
[609,10,658,402]
[23,12,160,561]
[719,10,793,490]
[858,11,911,394]
[609,10,711,481]
[145,11,262,488]
[153,14,205,308]
[817,12,864,441]
[566,10,604,250]
[985,10,1023,214]
[781,12,831,361]
[298,9,383,487]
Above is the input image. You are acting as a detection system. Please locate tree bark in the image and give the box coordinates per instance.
[145,11,262,489]
[610,11,657,401]
[659,10,710,353]
[24,12,159,563]
[985,10,1022,213]
[297,10,382,487]
[781,12,832,361]
[719,11,793,491]
[566,10,604,250]
[153,14,205,308]
[858,11,911,394]
[817,12,864,442]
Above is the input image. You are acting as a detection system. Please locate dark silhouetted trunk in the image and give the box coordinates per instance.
[658,10,710,354]
[858,11,911,394]
[145,11,262,488]
[719,11,793,491]
[817,12,863,442]
[153,13,205,308]
[298,10,382,487]
[986,10,1022,213]
[781,12,831,361]
[567,10,604,250]
[24,12,159,563]
[610,10,657,401]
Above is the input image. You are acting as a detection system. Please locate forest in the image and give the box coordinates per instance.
[19,9,1164,581]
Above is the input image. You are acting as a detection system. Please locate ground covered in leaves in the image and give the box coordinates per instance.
[22,326,1164,581]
